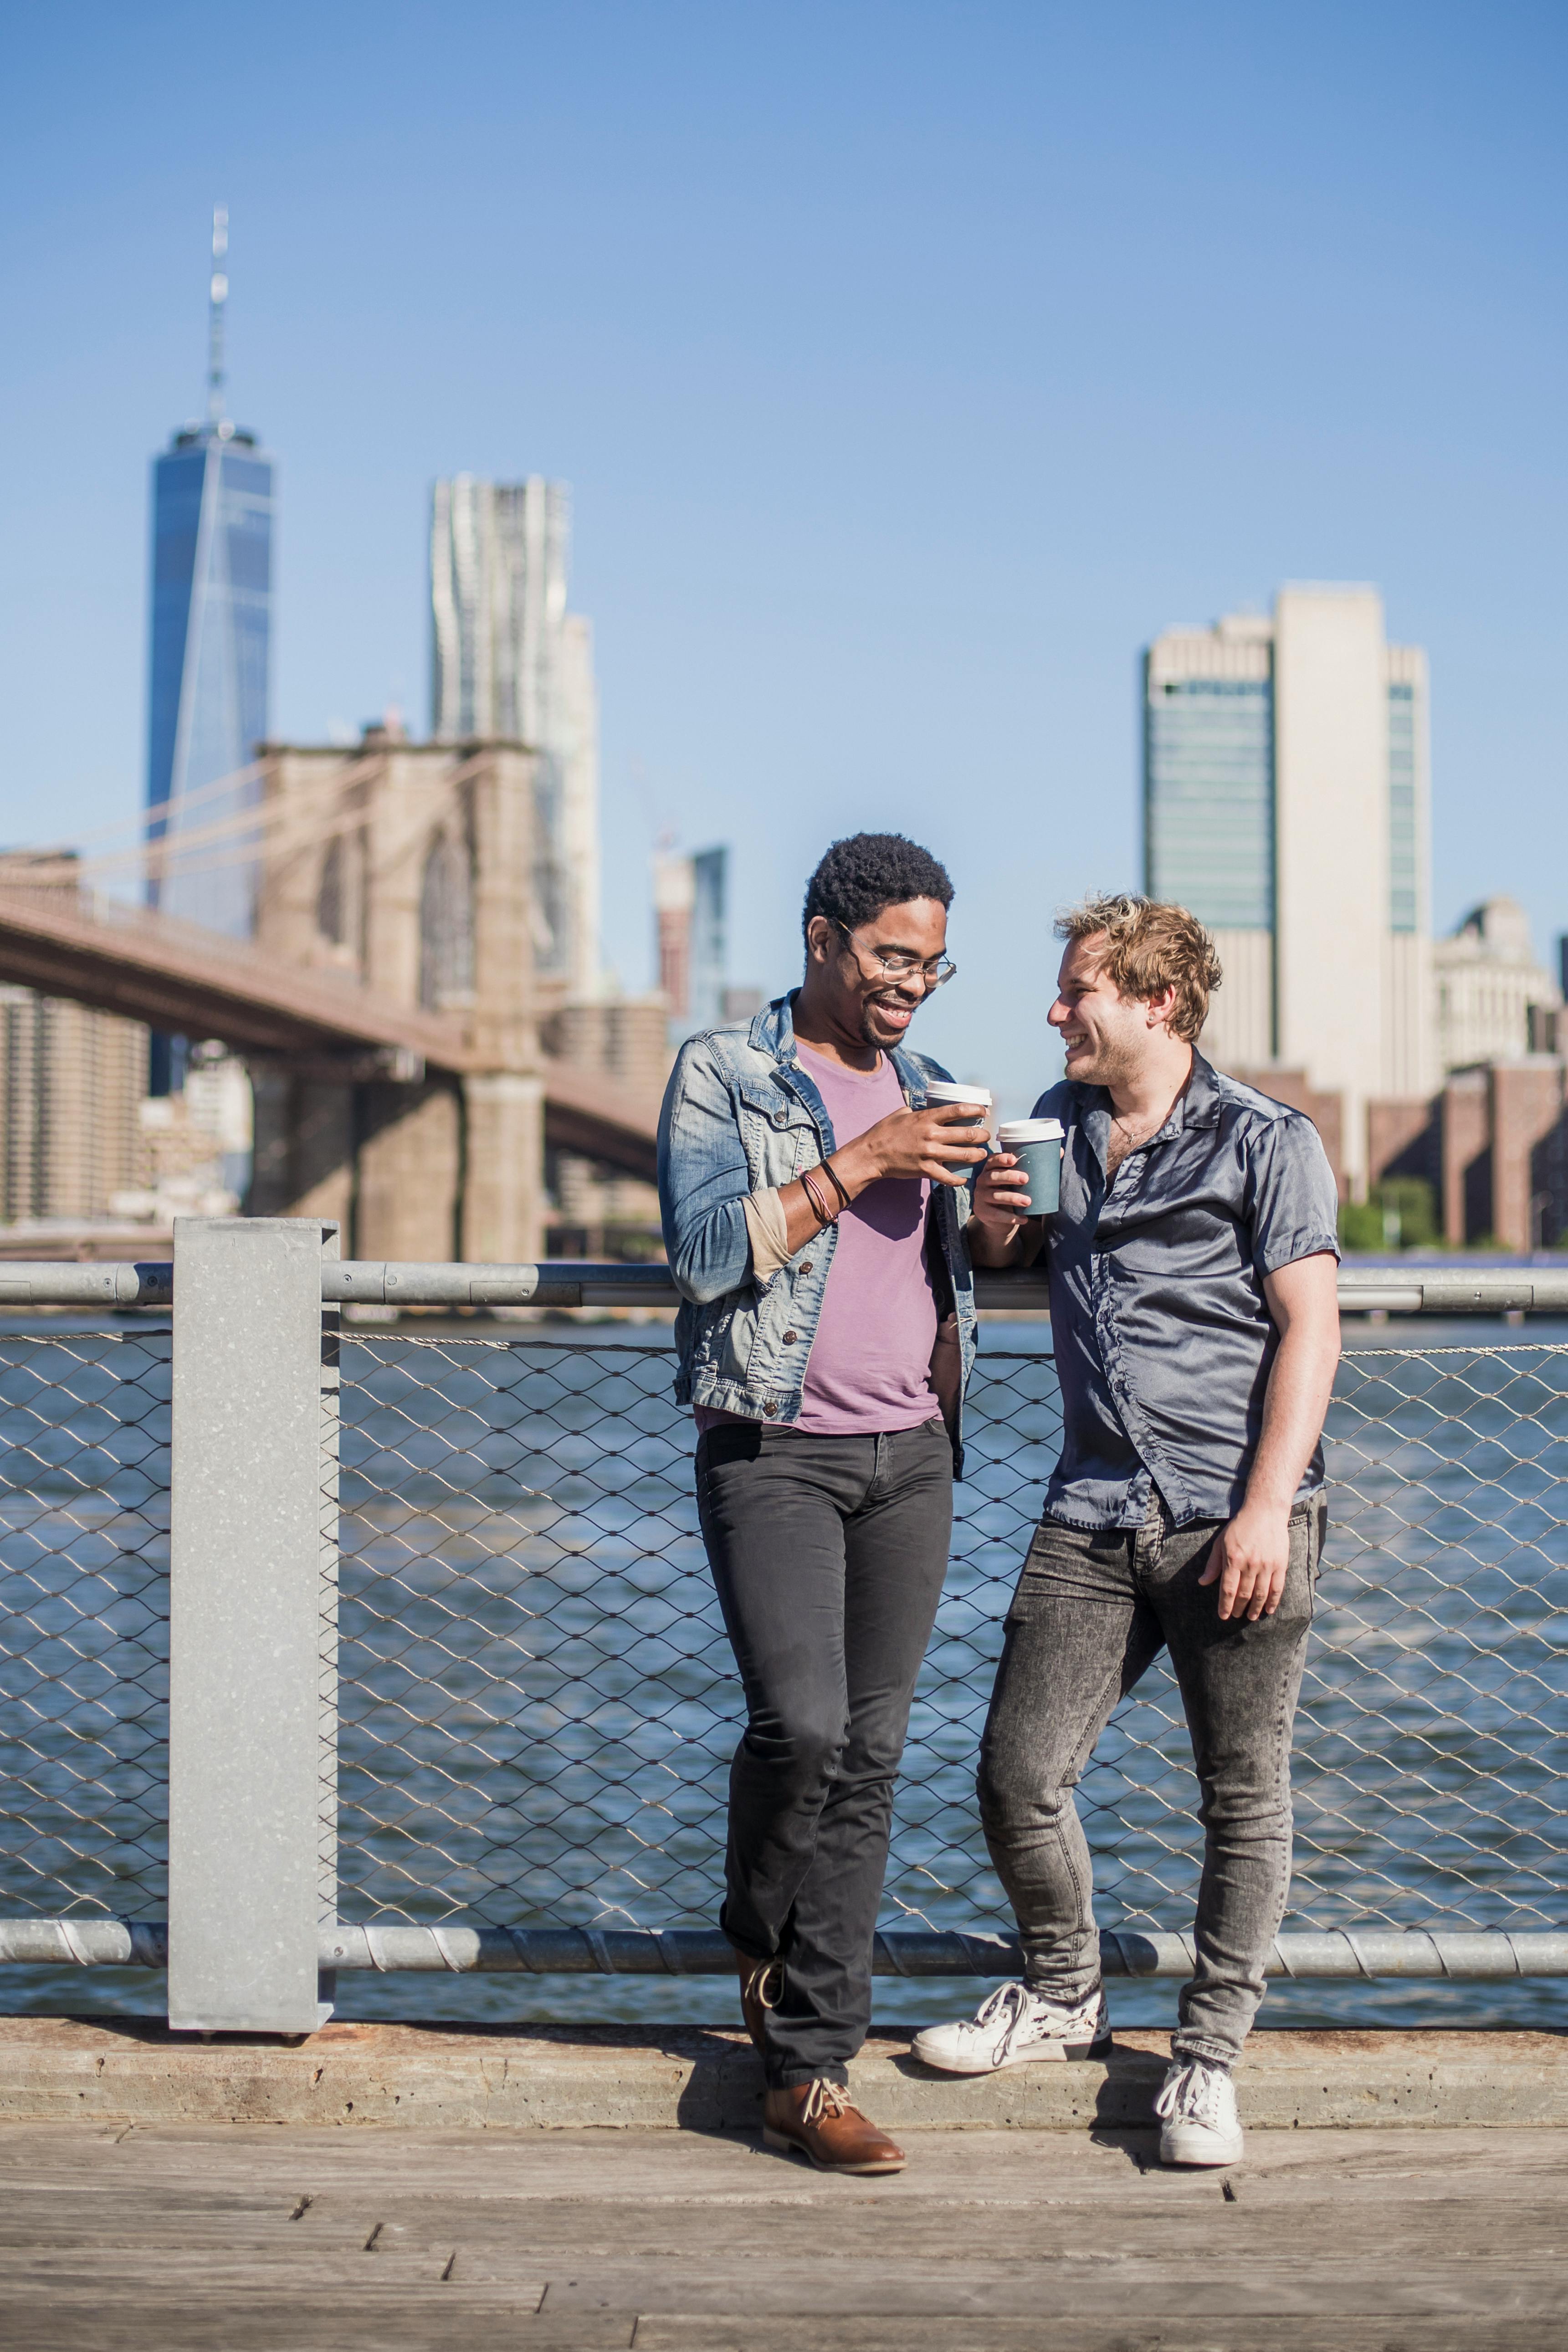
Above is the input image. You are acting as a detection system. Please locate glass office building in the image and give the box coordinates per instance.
[146,423,274,941]
[1144,672,1274,929]
[1141,594,1435,1152]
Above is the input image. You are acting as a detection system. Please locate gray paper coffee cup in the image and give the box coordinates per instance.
[996,1117,1065,1214]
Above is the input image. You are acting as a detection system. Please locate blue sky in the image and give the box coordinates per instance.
[2,2,1564,1108]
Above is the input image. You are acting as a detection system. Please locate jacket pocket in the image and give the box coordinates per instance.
[734,1083,819,1189]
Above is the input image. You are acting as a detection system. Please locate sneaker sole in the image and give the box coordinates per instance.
[762,2127,906,2174]
[911,2031,1113,2075]
[1160,2133,1244,2168]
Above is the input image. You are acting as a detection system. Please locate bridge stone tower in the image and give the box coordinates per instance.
[248,730,543,1261]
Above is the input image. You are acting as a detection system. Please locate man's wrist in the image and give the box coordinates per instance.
[832,1137,879,1194]
[1237,1488,1295,1523]
[964,1215,1023,1266]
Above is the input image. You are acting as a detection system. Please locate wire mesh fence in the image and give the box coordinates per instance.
[1,1324,1567,1952]
[0,1331,169,1921]
[333,1332,1568,1941]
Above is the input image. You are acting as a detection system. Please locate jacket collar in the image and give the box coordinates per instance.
[750,990,929,1103]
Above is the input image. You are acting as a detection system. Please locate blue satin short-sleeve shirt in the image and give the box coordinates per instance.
[1030,1051,1341,1530]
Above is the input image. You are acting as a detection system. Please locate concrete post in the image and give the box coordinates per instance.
[168,1217,336,2032]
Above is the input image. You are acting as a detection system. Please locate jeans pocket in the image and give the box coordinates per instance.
[1281,1507,1318,1624]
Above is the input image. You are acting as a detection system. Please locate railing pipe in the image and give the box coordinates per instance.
[0,1261,173,1308]
[5,1920,1568,1978]
[7,1257,1568,1314]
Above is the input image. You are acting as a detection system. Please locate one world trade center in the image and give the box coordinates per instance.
[144,208,274,963]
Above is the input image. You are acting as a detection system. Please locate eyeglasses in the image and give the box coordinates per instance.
[835,921,957,990]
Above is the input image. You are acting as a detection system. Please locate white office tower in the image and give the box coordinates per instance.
[430,475,600,994]
[1144,585,1434,1194]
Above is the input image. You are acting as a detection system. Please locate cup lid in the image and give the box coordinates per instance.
[925,1081,992,1106]
[997,1117,1064,1142]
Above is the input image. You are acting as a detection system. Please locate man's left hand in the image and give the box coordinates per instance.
[1199,1505,1291,1623]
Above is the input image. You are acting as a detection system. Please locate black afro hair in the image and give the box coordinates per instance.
[801,833,953,943]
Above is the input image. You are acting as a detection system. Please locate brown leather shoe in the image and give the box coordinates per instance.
[733,1949,782,2055]
[762,2079,906,2174]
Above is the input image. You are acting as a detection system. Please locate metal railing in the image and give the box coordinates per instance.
[2,1227,1567,2028]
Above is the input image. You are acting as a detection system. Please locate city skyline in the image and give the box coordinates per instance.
[1,6,1564,1116]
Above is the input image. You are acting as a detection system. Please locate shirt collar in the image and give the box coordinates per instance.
[1075,1048,1219,1151]
[1182,1050,1223,1130]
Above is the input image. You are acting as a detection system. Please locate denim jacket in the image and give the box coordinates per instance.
[657,993,979,1472]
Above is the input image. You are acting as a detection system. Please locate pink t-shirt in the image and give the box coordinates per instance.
[697,1041,940,1438]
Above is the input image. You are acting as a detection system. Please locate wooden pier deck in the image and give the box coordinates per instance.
[2,2119,1565,2351]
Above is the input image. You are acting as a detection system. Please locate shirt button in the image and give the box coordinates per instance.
[763,1400,779,1418]
[784,1330,798,1344]
[799,1261,813,1275]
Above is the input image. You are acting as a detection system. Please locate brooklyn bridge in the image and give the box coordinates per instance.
[0,733,664,1260]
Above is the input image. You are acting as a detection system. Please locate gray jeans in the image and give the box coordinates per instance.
[979,1489,1322,2068]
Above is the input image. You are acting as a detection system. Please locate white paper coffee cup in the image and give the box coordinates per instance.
[995,1117,1064,1143]
[925,1081,992,1125]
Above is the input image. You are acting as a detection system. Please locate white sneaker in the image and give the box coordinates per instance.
[1155,2057,1243,2166]
[912,1981,1111,2075]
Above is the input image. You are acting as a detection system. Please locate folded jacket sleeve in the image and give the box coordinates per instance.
[743,1187,792,1280]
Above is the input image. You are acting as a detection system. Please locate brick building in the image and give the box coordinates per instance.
[1365,1058,1568,1250]
[0,986,146,1226]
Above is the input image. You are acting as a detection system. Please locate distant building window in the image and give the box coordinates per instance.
[1387,683,1418,933]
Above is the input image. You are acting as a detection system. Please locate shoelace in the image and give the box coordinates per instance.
[1155,2060,1226,2128]
[743,1958,782,2011]
[800,2079,855,2127]
[971,1980,1036,2066]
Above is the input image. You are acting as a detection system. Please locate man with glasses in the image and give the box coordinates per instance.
[659,832,984,2173]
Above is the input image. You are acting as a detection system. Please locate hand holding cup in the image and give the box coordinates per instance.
[849,1086,991,1190]
[970,1116,1064,1242]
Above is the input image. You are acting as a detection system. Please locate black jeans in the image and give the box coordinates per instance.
[695,1419,953,2088]
[979,1488,1323,2069]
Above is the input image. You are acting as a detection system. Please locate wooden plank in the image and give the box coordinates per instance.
[0,2304,630,2352]
[8,2167,1568,2254]
[257,2198,1568,2266]
[535,2259,1568,2317]
[8,2119,1568,2196]
[629,2327,1568,2352]
[0,2247,469,2290]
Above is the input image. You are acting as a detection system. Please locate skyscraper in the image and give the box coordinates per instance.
[145,208,275,945]
[652,844,729,1040]
[430,475,600,996]
[1144,585,1434,1192]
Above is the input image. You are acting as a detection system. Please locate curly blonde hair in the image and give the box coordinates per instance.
[1054,894,1223,1045]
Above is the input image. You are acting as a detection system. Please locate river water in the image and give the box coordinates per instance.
[2,1314,1566,2033]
